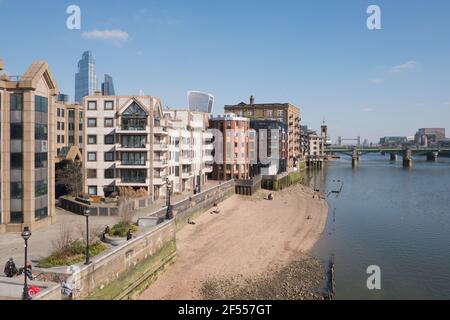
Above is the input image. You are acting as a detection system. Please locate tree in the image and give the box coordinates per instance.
[56,161,83,197]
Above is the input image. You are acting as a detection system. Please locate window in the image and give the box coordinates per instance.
[87,169,97,179]
[10,123,23,139]
[104,118,114,127]
[88,186,97,195]
[35,180,48,196]
[104,101,114,110]
[266,110,273,117]
[10,182,23,199]
[10,212,23,224]
[35,123,48,140]
[10,153,22,168]
[104,169,114,179]
[88,101,97,110]
[57,122,61,130]
[104,152,114,162]
[277,110,284,117]
[10,94,23,110]
[87,118,97,127]
[35,152,48,168]
[34,95,48,113]
[87,152,97,161]
[104,135,114,145]
[35,207,48,221]
[61,109,65,117]
[87,135,97,144]
[57,108,61,117]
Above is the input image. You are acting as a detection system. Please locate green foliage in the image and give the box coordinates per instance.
[262,171,302,191]
[109,222,138,238]
[37,240,107,268]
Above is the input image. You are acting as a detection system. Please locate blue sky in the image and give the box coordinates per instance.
[1,0,450,142]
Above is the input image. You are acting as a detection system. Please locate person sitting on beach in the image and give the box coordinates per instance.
[268,193,274,200]
[212,202,220,214]
[4,258,18,278]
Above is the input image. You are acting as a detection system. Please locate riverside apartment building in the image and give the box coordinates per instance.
[224,96,302,169]
[162,109,213,196]
[84,94,164,199]
[83,94,213,201]
[0,58,58,233]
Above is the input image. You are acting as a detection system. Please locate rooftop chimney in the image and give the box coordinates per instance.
[250,95,254,105]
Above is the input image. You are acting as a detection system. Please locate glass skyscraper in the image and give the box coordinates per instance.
[101,74,116,96]
[75,51,97,103]
[187,91,214,113]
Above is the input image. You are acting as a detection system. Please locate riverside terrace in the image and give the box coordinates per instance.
[325,146,450,168]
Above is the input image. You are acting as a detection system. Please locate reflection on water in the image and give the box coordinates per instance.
[305,154,450,300]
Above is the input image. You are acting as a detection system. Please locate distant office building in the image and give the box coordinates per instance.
[75,51,97,103]
[188,91,214,113]
[0,58,58,233]
[379,136,407,146]
[101,74,115,96]
[250,119,288,176]
[225,96,301,169]
[415,128,446,146]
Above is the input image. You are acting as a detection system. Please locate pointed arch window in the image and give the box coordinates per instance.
[121,102,148,130]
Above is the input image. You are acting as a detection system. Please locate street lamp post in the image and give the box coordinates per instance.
[84,209,91,265]
[165,177,173,220]
[21,226,32,300]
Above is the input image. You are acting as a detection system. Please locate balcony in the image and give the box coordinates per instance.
[181,172,194,179]
[116,125,150,134]
[153,177,167,185]
[203,144,214,151]
[181,144,192,150]
[203,166,213,173]
[204,155,214,163]
[203,131,213,140]
[153,144,168,151]
[180,158,192,165]
[154,127,168,135]
[153,159,168,167]
[116,143,150,151]
[117,177,149,186]
[116,160,148,168]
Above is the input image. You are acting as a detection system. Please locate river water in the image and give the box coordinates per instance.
[305,154,450,299]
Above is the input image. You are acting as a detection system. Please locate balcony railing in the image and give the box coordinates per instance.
[120,176,147,183]
[120,160,146,166]
[119,125,147,131]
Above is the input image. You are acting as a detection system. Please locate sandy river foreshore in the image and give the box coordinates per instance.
[139,183,329,300]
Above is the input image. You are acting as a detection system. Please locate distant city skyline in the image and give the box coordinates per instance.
[1,0,450,142]
[102,73,116,96]
[75,50,97,103]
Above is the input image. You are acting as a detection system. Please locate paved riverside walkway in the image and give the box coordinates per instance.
[0,180,220,273]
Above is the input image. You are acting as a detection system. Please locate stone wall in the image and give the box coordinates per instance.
[35,219,176,300]
[36,180,235,299]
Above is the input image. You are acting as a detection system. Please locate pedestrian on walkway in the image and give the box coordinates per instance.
[3,257,18,277]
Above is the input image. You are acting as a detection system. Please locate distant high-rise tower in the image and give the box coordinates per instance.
[101,74,115,96]
[187,91,214,113]
[75,51,97,103]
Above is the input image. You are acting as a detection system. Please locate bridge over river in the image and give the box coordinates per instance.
[324,146,450,167]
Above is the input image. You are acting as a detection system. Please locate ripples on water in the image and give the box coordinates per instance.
[307,154,450,299]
